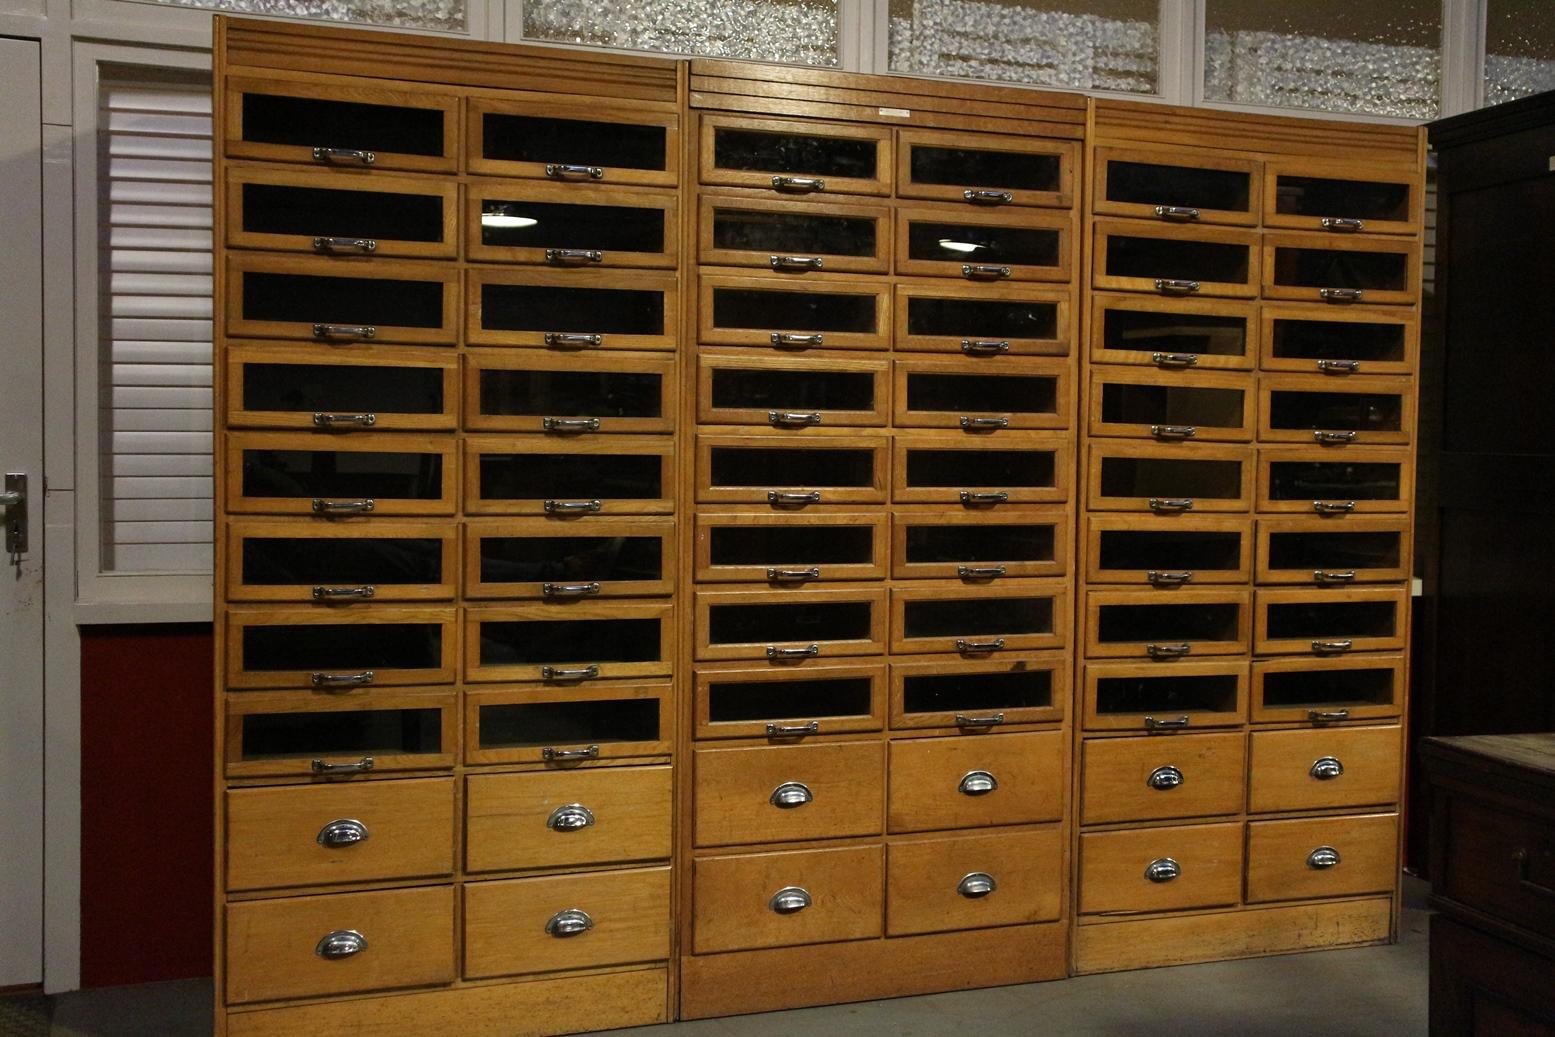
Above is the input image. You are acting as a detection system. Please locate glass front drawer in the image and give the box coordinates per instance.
[465,603,673,683]
[697,433,888,506]
[697,352,889,428]
[889,653,1068,729]
[468,268,677,351]
[1094,147,1259,226]
[1083,515,1251,586]
[700,194,890,274]
[227,432,455,516]
[226,254,458,345]
[465,517,675,599]
[1088,443,1252,514]
[695,586,887,662]
[898,129,1075,209]
[1254,587,1407,655]
[465,684,672,765]
[893,359,1070,431]
[466,181,678,268]
[1255,518,1409,585]
[1082,660,1248,732]
[1251,654,1405,724]
[464,352,676,434]
[890,580,1067,656]
[1089,371,1252,443]
[893,434,1069,506]
[227,344,457,431]
[227,519,456,602]
[465,435,673,516]
[224,688,456,778]
[1263,233,1417,306]
[468,96,678,187]
[695,512,887,583]
[1261,305,1417,376]
[699,273,890,351]
[895,207,1072,283]
[694,662,886,740]
[1259,375,1413,446]
[1256,447,1411,514]
[1085,589,1250,660]
[894,284,1069,357]
[1094,221,1260,298]
[225,606,456,690]
[891,509,1067,581]
[226,166,457,258]
[1265,161,1419,236]
[1089,294,1255,371]
[700,114,890,196]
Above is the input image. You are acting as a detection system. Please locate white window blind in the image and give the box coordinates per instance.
[99,71,215,573]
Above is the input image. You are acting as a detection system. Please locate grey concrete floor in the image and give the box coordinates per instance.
[12,879,1428,1037]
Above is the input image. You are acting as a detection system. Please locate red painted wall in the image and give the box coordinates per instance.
[79,624,214,987]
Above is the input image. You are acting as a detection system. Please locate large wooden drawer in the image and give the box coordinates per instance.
[1082,732,1246,824]
[892,509,1067,582]
[1078,822,1244,915]
[467,95,678,186]
[466,180,678,268]
[694,741,884,848]
[1083,515,1251,586]
[226,431,456,517]
[699,114,891,197]
[898,129,1075,209]
[895,205,1073,283]
[887,731,1064,834]
[1245,813,1399,903]
[1250,654,1404,725]
[465,684,672,766]
[1248,725,1402,813]
[699,192,891,274]
[223,688,456,779]
[1262,160,1421,237]
[893,282,1070,357]
[1089,293,1256,371]
[225,605,456,690]
[1439,795,1555,941]
[694,662,886,741]
[886,829,1064,936]
[699,273,891,351]
[464,602,674,684]
[692,845,885,954]
[226,344,459,433]
[226,519,457,603]
[892,579,1068,656]
[225,254,459,346]
[467,268,678,352]
[225,165,459,259]
[1082,660,1247,733]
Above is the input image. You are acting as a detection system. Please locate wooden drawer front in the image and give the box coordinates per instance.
[1244,813,1399,903]
[1440,797,1555,939]
[465,765,672,873]
[700,115,891,197]
[1089,370,1252,443]
[1253,586,1407,656]
[468,268,677,351]
[228,432,455,517]
[1084,515,1250,586]
[467,97,677,186]
[1083,661,1247,733]
[695,512,887,583]
[464,352,676,435]
[227,344,457,432]
[225,885,455,1005]
[1263,233,1418,306]
[698,352,889,428]
[1093,148,1260,226]
[695,587,887,662]
[465,604,672,683]
[227,167,457,259]
[224,688,456,779]
[892,580,1068,656]
[227,519,456,602]
[896,206,1073,283]
[1093,221,1260,299]
[224,76,457,173]
[466,182,677,268]
[464,868,669,979]
[892,509,1066,581]
[699,273,890,351]
[1251,654,1404,725]
[887,731,1064,833]
[1078,823,1244,915]
[886,829,1064,936]
[1259,375,1413,446]
[1089,293,1255,371]
[695,662,886,740]
[890,653,1067,730]
[466,435,673,516]
[1257,446,1411,514]
[694,741,885,847]
[1085,589,1250,660]
[1256,518,1410,585]
[1261,304,1417,376]
[226,777,454,892]
[465,517,674,599]
[226,255,458,345]
[1264,162,1420,236]
[893,434,1069,505]
[226,606,455,690]
[693,845,885,954]
[700,193,890,274]
[466,685,671,765]
[898,129,1075,209]
[698,433,888,506]
[1248,725,1402,813]
[894,358,1071,431]
[1082,733,1247,824]
[894,283,1070,357]
[1088,443,1253,514]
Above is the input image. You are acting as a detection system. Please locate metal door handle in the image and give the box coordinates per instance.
[315,929,368,959]
[1307,846,1342,869]
[1314,430,1357,444]
[1148,765,1185,789]
[770,255,824,271]
[960,416,1010,429]
[311,585,375,600]
[1154,205,1200,221]
[1152,352,1198,368]
[312,412,377,428]
[958,565,1007,579]
[543,333,603,348]
[312,237,377,255]
[1314,570,1356,584]
[313,147,375,165]
[542,745,600,761]
[1145,858,1180,883]
[1321,218,1365,232]
[1311,640,1354,655]
[1320,288,1365,303]
[962,264,1012,280]
[768,411,823,427]
[2,474,26,554]
[542,582,601,597]
[1317,360,1360,374]
[956,713,1005,728]
[312,324,376,340]
[311,756,374,774]
[957,872,997,897]
[771,176,825,192]
[955,638,1006,654]
[1151,425,1197,440]
[1148,571,1193,587]
[1154,279,1200,294]
[546,248,603,266]
[1308,709,1351,722]
[1146,644,1192,660]
[1147,498,1194,513]
[767,567,821,583]
[959,490,1009,505]
[544,908,595,936]
[310,671,374,688]
[546,804,596,831]
[1312,500,1356,514]
[316,819,369,847]
[540,665,600,681]
[767,490,822,506]
[766,644,820,659]
[767,721,820,737]
[959,770,999,795]
[769,782,813,808]
[544,499,603,514]
[312,498,376,514]
[961,339,1011,355]
[1310,756,1345,780]
[542,417,601,432]
[770,333,825,348]
[546,163,604,181]
[1145,715,1191,730]
[769,886,812,912]
[964,189,1013,205]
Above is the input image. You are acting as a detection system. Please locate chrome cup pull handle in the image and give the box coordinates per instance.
[766,567,821,583]
[770,333,825,348]
[1313,570,1356,584]
[1310,756,1345,781]
[769,886,812,913]
[544,499,603,514]
[544,908,595,936]
[1321,217,1365,232]
[771,175,825,192]
[313,147,375,165]
[311,498,376,514]
[1320,288,1365,303]
[1151,352,1198,368]
[1307,846,1342,869]
[1154,279,1200,295]
[315,929,368,959]
[542,582,602,598]
[768,411,823,427]
[1308,709,1351,723]
[1145,858,1181,883]
[316,819,369,847]
[767,490,822,506]
[545,248,603,266]
[955,637,1007,654]
[770,255,825,271]
[1147,570,1193,587]
[960,416,1010,429]
[311,756,374,775]
[956,713,1005,728]
[543,332,603,349]
[959,770,999,795]
[312,412,377,428]
[1145,715,1191,730]
[542,417,602,433]
[962,264,1012,280]
[959,490,1009,505]
[1312,640,1354,655]
[310,671,374,688]
[546,804,596,832]
[312,236,377,254]
[1147,498,1194,513]
[1314,430,1358,444]
[1146,644,1192,660]
[766,721,820,737]
[1148,765,1185,790]
[540,665,600,682]
[1151,425,1197,440]
[766,643,820,659]
[957,565,1007,580]
[542,744,600,761]
[1317,359,1360,374]
[961,339,1011,355]
[1312,500,1357,515]
[769,781,813,809]
[957,872,997,898]
[311,585,375,600]
[1154,205,1200,221]
[546,163,604,181]
[312,323,376,341]
[964,189,1014,205]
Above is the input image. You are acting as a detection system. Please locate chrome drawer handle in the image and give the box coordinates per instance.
[770,255,824,271]
[1321,217,1365,232]
[767,720,820,737]
[311,498,375,514]
[1313,500,1357,515]
[1145,715,1191,730]
[546,804,596,832]
[1151,425,1197,440]
[769,886,812,913]
[313,147,375,165]
[1312,640,1354,655]
[770,781,813,808]
[962,264,1012,280]
[1154,279,1200,295]
[311,756,374,775]
[311,585,375,600]
[961,339,1011,355]
[544,499,603,514]
[770,333,824,348]
[312,323,376,341]
[312,412,377,428]
[959,770,999,795]
[542,417,601,432]
[1314,430,1357,444]
[540,665,599,682]
[546,248,603,266]
[316,819,369,847]
[1320,288,1365,303]
[1154,205,1200,221]
[544,908,595,937]
[1147,498,1194,513]
[1148,765,1185,790]
[1146,644,1191,660]
[1317,359,1360,374]
[1310,756,1345,781]
[546,163,603,181]
[1307,846,1342,869]
[957,872,997,898]
[768,411,823,427]
[965,189,1014,205]
[956,713,1005,728]
[312,236,377,255]
[766,643,820,659]
[767,567,821,583]
[542,744,600,761]
[1314,570,1356,584]
[771,175,825,193]
[315,929,368,959]
[1145,858,1181,883]
[1309,709,1351,723]
[1147,570,1193,587]
[958,565,1006,580]
[542,582,601,597]
[1152,352,1198,368]
[543,333,602,349]
[768,490,822,506]
[310,671,374,688]
[960,416,1010,429]
[955,638,1006,654]
[959,490,1009,505]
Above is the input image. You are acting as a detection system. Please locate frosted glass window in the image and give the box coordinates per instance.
[142,0,466,32]
[523,0,840,67]
[888,0,1159,94]
[1485,0,1555,106]
[1204,0,1440,119]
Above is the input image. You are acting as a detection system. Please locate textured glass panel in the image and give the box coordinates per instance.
[1485,0,1555,106]
[146,0,464,32]
[1203,0,1440,119]
[888,0,1158,94]
[524,0,839,66]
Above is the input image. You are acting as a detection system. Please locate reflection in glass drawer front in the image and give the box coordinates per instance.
[1096,528,1244,578]
[905,523,1055,567]
[711,206,878,258]
[1095,602,1241,648]
[1266,529,1402,574]
[1267,387,1405,436]
[1099,382,1246,434]
[1264,600,1397,641]
[904,448,1056,488]
[1274,174,1411,225]
[705,674,875,726]
[906,219,1059,268]
[477,197,666,255]
[911,144,1062,194]
[1267,314,1409,369]
[1266,460,1402,502]
[713,127,877,180]
[1094,671,1241,720]
[478,452,663,501]
[708,445,876,488]
[905,370,1059,419]
[478,698,660,751]
[1271,247,1408,292]
[708,525,875,567]
[1261,665,1397,713]
[1098,455,1244,503]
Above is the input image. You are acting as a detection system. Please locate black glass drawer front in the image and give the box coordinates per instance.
[708,526,874,566]
[242,449,444,501]
[1095,673,1240,717]
[905,524,1055,565]
[712,207,877,257]
[1275,175,1410,224]
[711,368,875,412]
[1272,248,1407,291]
[1098,530,1243,573]
[481,283,664,335]
[903,596,1054,639]
[1097,603,1241,645]
[1267,462,1401,501]
[242,271,444,328]
[479,619,663,665]
[1100,383,1244,429]
[1269,316,1408,365]
[901,670,1053,714]
[242,623,444,672]
[1100,457,1243,500]
[905,449,1055,488]
[709,446,875,488]
[240,708,442,760]
[242,537,443,587]
[243,363,444,416]
[242,92,445,157]
[706,676,874,723]
[1106,160,1251,214]
[712,287,876,334]
[707,601,873,646]
[242,183,444,242]
[1261,667,1396,709]
[714,127,876,179]
[1264,600,1397,640]
[907,296,1058,340]
[482,113,667,172]
[478,453,662,500]
[479,369,663,419]
[478,698,660,749]
[1266,530,1401,572]
[1268,389,1404,433]
[906,372,1057,415]
[1102,309,1248,358]
[479,536,664,585]
[912,146,1060,193]
[478,197,665,254]
[1106,236,1249,284]
[907,221,1059,267]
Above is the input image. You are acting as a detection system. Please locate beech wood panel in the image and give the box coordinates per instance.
[692,741,885,847]
[885,828,1064,935]
[1078,822,1244,915]
[691,845,885,954]
[1244,813,1400,903]
[886,731,1065,833]
[1081,732,1247,824]
[1247,725,1403,813]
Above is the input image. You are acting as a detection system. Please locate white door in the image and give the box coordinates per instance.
[0,36,45,988]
